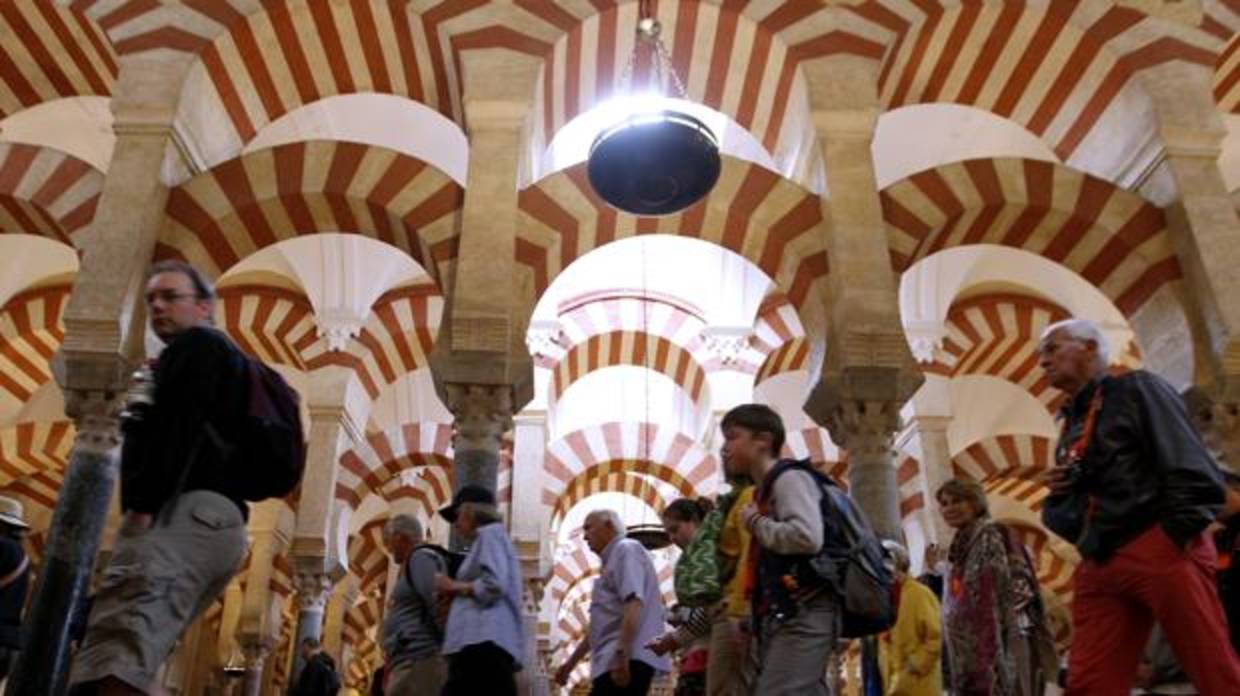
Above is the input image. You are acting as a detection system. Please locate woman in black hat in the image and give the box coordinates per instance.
[433,485,527,696]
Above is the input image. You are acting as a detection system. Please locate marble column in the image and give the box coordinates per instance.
[8,387,124,696]
[239,639,270,696]
[289,571,334,681]
[826,400,905,541]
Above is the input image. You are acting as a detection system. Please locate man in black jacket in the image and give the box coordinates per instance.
[70,261,250,695]
[292,638,341,696]
[1038,318,1240,695]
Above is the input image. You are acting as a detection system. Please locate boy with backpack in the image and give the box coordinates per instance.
[725,404,895,696]
[70,261,306,695]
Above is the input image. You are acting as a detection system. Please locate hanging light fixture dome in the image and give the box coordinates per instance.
[587,16,720,216]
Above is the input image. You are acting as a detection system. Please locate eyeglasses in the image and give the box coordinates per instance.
[144,290,200,305]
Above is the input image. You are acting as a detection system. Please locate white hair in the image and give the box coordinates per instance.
[383,514,424,542]
[587,509,627,537]
[1040,318,1111,368]
[881,540,910,574]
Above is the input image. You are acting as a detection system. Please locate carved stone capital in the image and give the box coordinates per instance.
[824,400,903,462]
[445,383,514,453]
[1186,387,1240,472]
[64,389,125,455]
[294,571,334,613]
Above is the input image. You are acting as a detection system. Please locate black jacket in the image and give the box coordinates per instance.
[292,652,340,696]
[120,326,250,518]
[1043,371,1223,561]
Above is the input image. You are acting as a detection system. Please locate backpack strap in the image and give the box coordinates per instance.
[406,546,447,640]
[0,554,27,590]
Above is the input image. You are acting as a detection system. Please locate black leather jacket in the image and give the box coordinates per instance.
[1042,371,1223,562]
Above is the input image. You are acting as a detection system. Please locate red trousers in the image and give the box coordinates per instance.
[1066,524,1240,695]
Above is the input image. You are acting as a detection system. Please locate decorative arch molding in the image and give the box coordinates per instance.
[858,0,1214,179]
[0,282,69,408]
[348,517,391,590]
[549,465,681,534]
[929,292,1070,410]
[754,336,810,387]
[1004,520,1076,603]
[0,419,72,489]
[1216,30,1240,113]
[544,422,719,510]
[172,1,473,158]
[881,158,1181,324]
[336,422,454,511]
[519,158,827,311]
[0,1,116,119]
[0,143,103,246]
[159,141,462,286]
[217,284,443,399]
[548,330,711,413]
[953,433,1056,511]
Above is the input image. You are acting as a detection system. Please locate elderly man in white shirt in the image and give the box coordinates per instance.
[555,509,671,695]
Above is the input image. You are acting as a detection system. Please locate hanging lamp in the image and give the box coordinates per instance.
[587,10,720,216]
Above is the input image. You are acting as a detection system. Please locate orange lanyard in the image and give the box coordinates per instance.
[1059,385,1104,517]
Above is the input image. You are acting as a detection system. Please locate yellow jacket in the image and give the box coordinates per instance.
[879,576,943,696]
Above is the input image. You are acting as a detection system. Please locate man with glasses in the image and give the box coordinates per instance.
[70,261,251,696]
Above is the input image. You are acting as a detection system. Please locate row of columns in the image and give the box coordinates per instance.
[16,30,1240,696]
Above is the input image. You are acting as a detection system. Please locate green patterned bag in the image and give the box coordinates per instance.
[674,488,745,606]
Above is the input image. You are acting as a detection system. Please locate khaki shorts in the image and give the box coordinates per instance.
[70,491,247,691]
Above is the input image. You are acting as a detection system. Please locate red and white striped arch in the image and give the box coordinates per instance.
[549,464,683,533]
[159,141,462,284]
[348,517,391,591]
[754,336,810,387]
[530,0,882,183]
[337,422,453,513]
[547,292,712,369]
[0,143,103,246]
[1202,1,1240,41]
[0,419,74,525]
[881,158,1180,319]
[548,330,710,411]
[519,158,828,309]
[544,422,719,525]
[0,1,116,119]
[752,291,805,354]
[217,284,443,400]
[953,433,1055,510]
[176,0,471,155]
[343,594,384,677]
[896,454,926,521]
[1005,521,1075,605]
[856,0,1215,170]
[0,283,69,409]
[1215,30,1240,112]
[781,427,845,481]
[550,541,675,648]
[929,293,1070,410]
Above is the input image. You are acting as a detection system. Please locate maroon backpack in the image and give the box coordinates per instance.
[233,357,306,501]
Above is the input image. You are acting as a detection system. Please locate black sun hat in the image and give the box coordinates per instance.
[439,484,497,522]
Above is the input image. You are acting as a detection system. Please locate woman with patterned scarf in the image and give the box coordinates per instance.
[936,479,1057,696]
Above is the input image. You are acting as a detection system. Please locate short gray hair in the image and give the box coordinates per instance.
[383,514,423,542]
[1040,318,1111,368]
[587,509,627,537]
[881,540,910,574]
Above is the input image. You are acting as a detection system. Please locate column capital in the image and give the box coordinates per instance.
[822,400,903,462]
[294,571,335,612]
[1185,386,1240,473]
[444,383,515,452]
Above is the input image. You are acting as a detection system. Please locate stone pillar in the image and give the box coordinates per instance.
[517,576,551,696]
[7,49,197,695]
[828,400,905,540]
[289,571,333,681]
[9,389,124,696]
[1186,387,1240,473]
[238,639,270,696]
[1136,63,1240,387]
[322,577,359,665]
[431,49,539,549]
[800,55,923,541]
